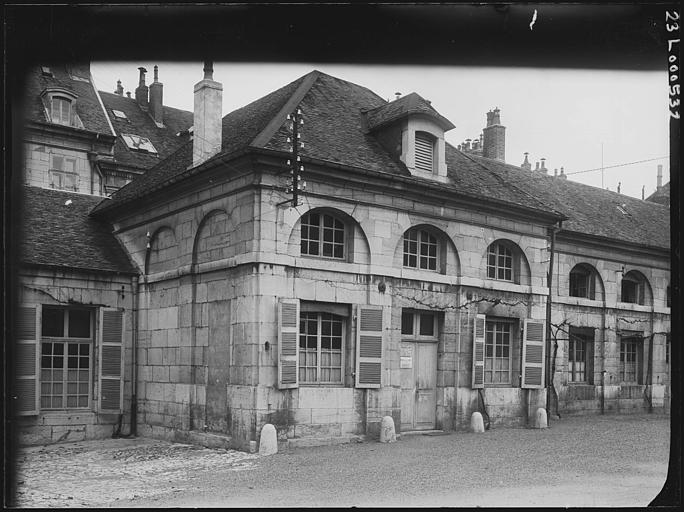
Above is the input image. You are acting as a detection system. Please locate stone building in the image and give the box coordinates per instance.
[13,62,671,449]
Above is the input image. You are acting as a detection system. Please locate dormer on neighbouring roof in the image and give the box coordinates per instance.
[365,92,454,182]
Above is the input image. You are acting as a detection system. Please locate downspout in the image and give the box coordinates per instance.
[645,307,655,413]
[545,221,559,418]
[130,274,140,436]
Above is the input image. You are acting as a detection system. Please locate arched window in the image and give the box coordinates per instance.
[569,264,597,299]
[487,242,513,281]
[414,131,435,173]
[621,271,647,305]
[301,212,346,259]
[403,228,438,270]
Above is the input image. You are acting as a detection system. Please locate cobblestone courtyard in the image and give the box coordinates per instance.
[9,413,671,508]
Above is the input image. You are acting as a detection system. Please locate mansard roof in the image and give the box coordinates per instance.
[24,64,113,135]
[19,186,136,274]
[99,91,193,172]
[92,69,670,250]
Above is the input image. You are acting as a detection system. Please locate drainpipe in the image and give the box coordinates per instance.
[646,308,655,413]
[130,274,140,436]
[545,221,560,418]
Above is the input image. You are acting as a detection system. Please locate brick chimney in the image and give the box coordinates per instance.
[115,80,124,96]
[657,164,663,191]
[521,152,531,170]
[193,61,223,167]
[135,67,149,109]
[482,108,505,162]
[540,158,547,174]
[149,65,164,125]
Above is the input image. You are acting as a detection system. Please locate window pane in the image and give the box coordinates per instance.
[419,313,434,336]
[69,310,91,338]
[401,312,413,335]
[42,308,64,336]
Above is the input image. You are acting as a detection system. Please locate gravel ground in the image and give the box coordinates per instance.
[10,413,670,508]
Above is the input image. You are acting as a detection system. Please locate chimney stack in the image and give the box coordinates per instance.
[126,91,131,98]
[540,158,547,173]
[559,167,567,180]
[149,65,164,125]
[617,181,621,193]
[193,60,223,167]
[135,67,149,109]
[657,164,663,191]
[521,152,531,170]
[482,108,505,162]
[115,80,124,96]
[535,161,540,172]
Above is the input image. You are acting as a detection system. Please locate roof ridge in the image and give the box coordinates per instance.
[249,70,322,148]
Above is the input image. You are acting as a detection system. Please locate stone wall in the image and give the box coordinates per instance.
[16,268,133,445]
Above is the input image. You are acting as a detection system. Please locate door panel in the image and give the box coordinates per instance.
[400,341,437,430]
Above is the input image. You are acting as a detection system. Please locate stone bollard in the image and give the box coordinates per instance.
[534,407,548,429]
[470,412,485,433]
[258,423,278,455]
[379,415,396,443]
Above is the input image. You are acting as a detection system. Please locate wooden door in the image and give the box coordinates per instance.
[400,341,437,431]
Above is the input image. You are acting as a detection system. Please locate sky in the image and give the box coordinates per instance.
[91,62,671,200]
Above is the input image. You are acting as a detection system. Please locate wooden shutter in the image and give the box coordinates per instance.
[278,299,299,389]
[522,319,546,389]
[355,305,383,389]
[99,308,124,412]
[471,314,486,389]
[415,132,434,172]
[15,305,40,415]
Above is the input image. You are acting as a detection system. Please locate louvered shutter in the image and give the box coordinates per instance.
[99,308,124,412]
[278,299,299,389]
[471,314,486,389]
[522,319,546,389]
[415,132,434,172]
[355,305,383,389]
[15,305,40,415]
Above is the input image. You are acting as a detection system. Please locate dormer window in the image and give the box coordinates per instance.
[41,66,53,77]
[122,134,158,154]
[40,88,82,128]
[415,131,435,173]
[51,97,72,126]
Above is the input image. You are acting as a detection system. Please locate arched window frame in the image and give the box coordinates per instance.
[569,263,597,300]
[300,211,348,261]
[403,226,443,272]
[620,270,648,305]
[486,241,520,283]
[40,88,82,128]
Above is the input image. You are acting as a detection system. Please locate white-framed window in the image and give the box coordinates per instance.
[51,97,73,126]
[568,327,593,383]
[121,134,158,154]
[40,307,93,410]
[487,242,513,281]
[621,271,645,305]
[301,212,345,259]
[49,154,79,191]
[299,311,345,384]
[619,336,642,384]
[569,264,596,299]
[415,131,435,173]
[403,228,438,271]
[485,320,512,384]
[401,310,438,340]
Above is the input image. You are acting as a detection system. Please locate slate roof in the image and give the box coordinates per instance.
[92,70,670,250]
[19,186,136,274]
[646,182,670,207]
[365,92,455,131]
[99,91,193,172]
[23,63,112,135]
[471,157,670,249]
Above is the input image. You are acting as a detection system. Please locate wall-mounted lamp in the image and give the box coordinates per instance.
[264,341,270,351]
[378,281,386,293]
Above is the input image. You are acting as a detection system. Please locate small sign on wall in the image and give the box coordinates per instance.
[400,345,412,368]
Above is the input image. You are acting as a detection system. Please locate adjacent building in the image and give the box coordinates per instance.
[13,62,671,449]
